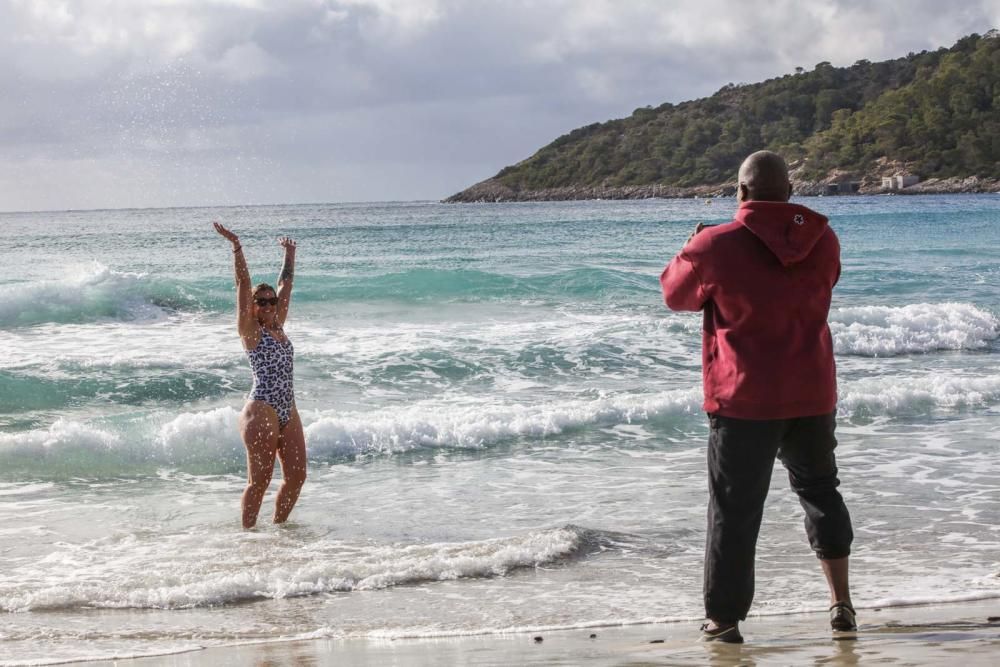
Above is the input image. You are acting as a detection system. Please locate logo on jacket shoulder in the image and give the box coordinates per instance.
[793,214,805,225]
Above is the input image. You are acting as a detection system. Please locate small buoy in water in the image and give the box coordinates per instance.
[705,199,712,204]
[533,636,543,643]
[589,633,597,639]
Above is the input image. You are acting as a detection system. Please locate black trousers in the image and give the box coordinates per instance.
[703,411,853,623]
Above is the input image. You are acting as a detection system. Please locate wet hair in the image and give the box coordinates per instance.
[252,283,276,298]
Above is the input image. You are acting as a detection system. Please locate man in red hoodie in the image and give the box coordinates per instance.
[661,151,855,643]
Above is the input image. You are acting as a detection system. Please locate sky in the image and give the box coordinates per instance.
[2,0,999,211]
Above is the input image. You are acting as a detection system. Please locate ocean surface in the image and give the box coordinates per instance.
[1,195,999,664]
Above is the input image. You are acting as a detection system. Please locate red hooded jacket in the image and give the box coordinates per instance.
[660,200,840,419]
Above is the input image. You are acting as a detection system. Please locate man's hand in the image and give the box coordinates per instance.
[686,222,709,246]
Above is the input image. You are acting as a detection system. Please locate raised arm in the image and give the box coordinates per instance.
[214,222,257,341]
[661,224,710,312]
[275,236,296,326]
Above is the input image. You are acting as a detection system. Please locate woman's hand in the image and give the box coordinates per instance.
[278,236,296,251]
[214,221,240,245]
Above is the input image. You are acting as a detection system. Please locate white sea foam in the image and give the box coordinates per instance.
[839,374,1000,416]
[6,372,1000,474]
[0,419,122,459]
[155,406,244,464]
[0,527,582,611]
[0,389,702,473]
[152,389,703,460]
[0,262,196,328]
[1,319,239,374]
[303,389,702,456]
[830,303,998,356]
[0,412,244,473]
[0,482,54,497]
[293,310,698,368]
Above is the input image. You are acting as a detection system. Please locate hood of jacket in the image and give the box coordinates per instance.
[735,200,830,267]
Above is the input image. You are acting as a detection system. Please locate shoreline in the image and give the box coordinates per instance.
[444,177,1000,203]
[64,598,1000,667]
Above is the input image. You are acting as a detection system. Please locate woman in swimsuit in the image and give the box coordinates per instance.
[214,222,306,528]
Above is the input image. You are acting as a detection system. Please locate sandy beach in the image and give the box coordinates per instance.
[68,599,999,666]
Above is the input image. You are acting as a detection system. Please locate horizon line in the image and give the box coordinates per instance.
[0,199,448,216]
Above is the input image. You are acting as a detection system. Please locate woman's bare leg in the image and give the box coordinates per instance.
[274,408,307,524]
[239,402,280,529]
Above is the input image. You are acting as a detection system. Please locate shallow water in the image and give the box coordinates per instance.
[1,196,999,664]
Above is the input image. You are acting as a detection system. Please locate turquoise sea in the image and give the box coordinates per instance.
[1,195,999,663]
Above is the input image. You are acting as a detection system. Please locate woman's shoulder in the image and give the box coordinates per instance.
[241,326,263,351]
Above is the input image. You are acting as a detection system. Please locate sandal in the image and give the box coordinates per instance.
[700,622,744,643]
[830,602,857,631]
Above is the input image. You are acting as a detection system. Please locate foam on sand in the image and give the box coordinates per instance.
[229,599,1000,664]
[0,526,584,612]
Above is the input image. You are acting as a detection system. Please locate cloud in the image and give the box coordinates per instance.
[0,0,997,210]
[212,41,286,81]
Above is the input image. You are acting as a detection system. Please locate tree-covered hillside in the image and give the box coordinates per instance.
[448,31,1000,201]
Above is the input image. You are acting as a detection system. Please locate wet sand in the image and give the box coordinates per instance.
[78,599,1000,666]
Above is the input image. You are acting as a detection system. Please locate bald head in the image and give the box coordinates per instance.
[737,151,792,202]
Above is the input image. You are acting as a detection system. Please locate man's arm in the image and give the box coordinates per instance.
[831,230,842,287]
[661,223,711,311]
[660,250,708,312]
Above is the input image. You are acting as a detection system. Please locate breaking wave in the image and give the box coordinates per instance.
[830,303,998,356]
[0,526,588,611]
[0,263,223,328]
[5,370,1000,479]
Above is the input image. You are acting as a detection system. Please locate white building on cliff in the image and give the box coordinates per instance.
[882,174,920,190]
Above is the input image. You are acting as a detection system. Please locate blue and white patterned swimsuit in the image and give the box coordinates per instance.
[247,327,295,426]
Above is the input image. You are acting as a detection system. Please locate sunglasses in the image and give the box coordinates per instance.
[254,297,279,306]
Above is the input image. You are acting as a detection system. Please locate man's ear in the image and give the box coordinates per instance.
[786,182,793,201]
[737,183,748,202]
